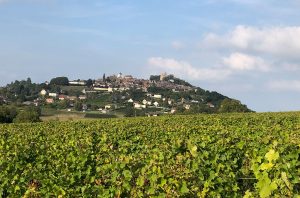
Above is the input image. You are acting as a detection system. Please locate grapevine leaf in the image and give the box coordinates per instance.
[265,149,279,162]
[180,181,189,194]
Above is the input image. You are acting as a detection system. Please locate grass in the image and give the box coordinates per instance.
[40,113,86,122]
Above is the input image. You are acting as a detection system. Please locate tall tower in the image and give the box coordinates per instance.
[160,72,167,81]
[103,73,106,82]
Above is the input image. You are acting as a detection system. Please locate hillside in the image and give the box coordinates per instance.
[0,74,251,122]
[0,112,299,197]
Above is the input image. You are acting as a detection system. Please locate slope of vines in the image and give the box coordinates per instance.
[0,112,300,197]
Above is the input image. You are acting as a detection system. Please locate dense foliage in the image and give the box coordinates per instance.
[1,113,299,197]
[50,77,69,86]
[13,107,41,123]
[0,78,44,103]
[0,106,17,123]
[0,106,41,124]
[219,98,252,113]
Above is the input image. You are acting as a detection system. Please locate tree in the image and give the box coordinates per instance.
[13,106,41,123]
[74,100,83,111]
[219,99,252,113]
[14,110,40,123]
[150,75,160,81]
[0,106,17,123]
[57,100,69,109]
[124,106,135,117]
[50,77,69,86]
[86,79,93,87]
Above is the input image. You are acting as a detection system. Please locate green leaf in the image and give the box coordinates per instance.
[265,149,279,162]
[123,170,132,180]
[260,163,274,170]
[259,181,277,198]
[243,190,253,198]
[136,176,144,187]
[14,185,20,192]
[180,181,189,194]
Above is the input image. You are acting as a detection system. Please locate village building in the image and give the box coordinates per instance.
[68,96,77,101]
[69,80,87,86]
[128,98,134,103]
[79,95,87,100]
[49,93,58,98]
[207,103,215,108]
[58,95,66,100]
[184,104,191,110]
[40,89,47,96]
[46,98,54,104]
[153,94,162,99]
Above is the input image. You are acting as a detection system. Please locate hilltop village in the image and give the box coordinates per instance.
[0,73,251,121]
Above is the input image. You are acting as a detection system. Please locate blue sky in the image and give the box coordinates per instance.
[1,0,300,112]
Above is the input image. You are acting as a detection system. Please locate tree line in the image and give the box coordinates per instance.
[0,106,41,123]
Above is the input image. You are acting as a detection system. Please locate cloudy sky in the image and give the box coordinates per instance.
[1,0,300,112]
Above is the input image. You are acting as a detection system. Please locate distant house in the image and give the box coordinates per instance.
[153,101,159,107]
[105,105,112,109]
[184,104,191,110]
[69,80,87,86]
[68,96,77,101]
[134,103,142,109]
[128,98,134,103]
[124,75,133,79]
[58,95,66,100]
[46,98,54,104]
[153,94,162,99]
[49,93,58,98]
[142,99,148,105]
[134,103,146,109]
[79,95,87,100]
[22,101,33,106]
[40,89,47,96]
[207,103,215,108]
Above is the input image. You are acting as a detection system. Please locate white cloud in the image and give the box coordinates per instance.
[148,57,231,81]
[203,25,300,60]
[223,52,270,71]
[267,80,300,92]
[282,63,300,71]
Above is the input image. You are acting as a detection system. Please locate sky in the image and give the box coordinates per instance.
[1,0,300,112]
